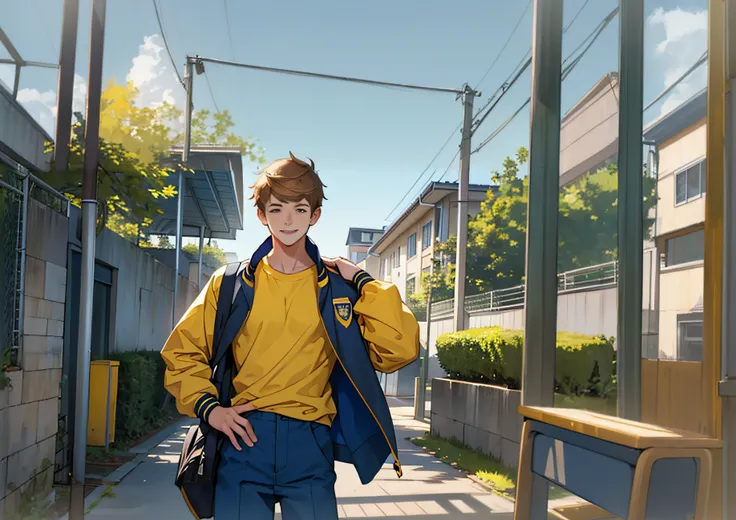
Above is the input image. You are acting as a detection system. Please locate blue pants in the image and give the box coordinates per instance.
[214,411,338,520]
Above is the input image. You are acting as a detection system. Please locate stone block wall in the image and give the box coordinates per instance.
[0,199,67,517]
[429,378,523,469]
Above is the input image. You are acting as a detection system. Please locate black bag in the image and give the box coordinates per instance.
[175,262,242,519]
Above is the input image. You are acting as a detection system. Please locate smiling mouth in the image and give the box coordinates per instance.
[281,230,298,235]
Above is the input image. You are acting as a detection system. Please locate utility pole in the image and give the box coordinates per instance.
[452,85,476,332]
[415,258,435,421]
[172,58,194,328]
[54,0,79,171]
[70,0,106,518]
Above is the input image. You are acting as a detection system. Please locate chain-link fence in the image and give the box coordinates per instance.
[0,167,24,366]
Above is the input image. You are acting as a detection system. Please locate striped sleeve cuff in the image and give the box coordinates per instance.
[351,270,375,293]
[194,393,220,423]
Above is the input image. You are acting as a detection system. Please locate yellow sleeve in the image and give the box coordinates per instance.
[160,265,226,420]
[352,271,420,373]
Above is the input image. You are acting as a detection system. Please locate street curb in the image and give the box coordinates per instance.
[55,419,193,520]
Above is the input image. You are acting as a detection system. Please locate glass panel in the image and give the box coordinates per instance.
[676,172,687,204]
[686,165,701,200]
[665,229,705,267]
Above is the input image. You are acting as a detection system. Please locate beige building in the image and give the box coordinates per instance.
[368,181,493,301]
[346,227,383,278]
[644,89,707,361]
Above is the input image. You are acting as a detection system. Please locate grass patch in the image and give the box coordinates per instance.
[410,434,569,500]
[553,393,617,415]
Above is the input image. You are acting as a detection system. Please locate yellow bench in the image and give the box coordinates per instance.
[514,406,721,520]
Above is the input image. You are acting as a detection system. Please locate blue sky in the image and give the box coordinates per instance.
[2,0,708,260]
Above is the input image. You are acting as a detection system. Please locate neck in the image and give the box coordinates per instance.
[267,234,314,274]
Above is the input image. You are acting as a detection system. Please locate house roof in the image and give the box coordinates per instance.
[146,146,245,240]
[345,227,384,246]
[643,88,707,145]
[368,180,494,254]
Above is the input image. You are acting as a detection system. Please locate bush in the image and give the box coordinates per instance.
[109,350,178,446]
[436,327,614,396]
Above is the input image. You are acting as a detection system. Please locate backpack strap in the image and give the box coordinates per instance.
[211,261,242,365]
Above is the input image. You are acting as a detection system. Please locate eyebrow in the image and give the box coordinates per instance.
[295,203,309,208]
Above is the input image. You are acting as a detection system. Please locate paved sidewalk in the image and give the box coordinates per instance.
[74,398,533,519]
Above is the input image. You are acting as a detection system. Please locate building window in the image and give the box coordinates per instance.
[406,277,416,295]
[664,229,704,267]
[677,313,703,362]
[392,247,401,268]
[675,159,706,205]
[422,221,433,250]
[350,251,360,263]
[379,259,385,280]
[407,234,417,259]
[361,232,373,243]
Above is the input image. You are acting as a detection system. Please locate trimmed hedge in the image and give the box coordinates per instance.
[436,327,614,396]
[109,350,178,446]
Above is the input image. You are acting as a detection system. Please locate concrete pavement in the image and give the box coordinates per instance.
[69,398,564,519]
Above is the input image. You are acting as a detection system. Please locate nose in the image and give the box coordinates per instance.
[284,212,292,226]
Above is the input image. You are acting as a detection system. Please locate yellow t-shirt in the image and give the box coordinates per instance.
[229,256,337,426]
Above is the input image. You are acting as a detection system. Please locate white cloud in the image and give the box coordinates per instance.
[12,73,88,137]
[6,34,182,140]
[648,7,708,116]
[126,34,183,110]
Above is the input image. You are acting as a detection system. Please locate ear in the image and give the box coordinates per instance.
[309,207,322,226]
[257,208,269,226]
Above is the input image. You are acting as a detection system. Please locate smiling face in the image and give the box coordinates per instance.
[258,195,321,246]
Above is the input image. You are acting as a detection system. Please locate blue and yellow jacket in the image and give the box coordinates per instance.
[161,236,420,484]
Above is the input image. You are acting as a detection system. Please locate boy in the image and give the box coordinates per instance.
[161,153,420,519]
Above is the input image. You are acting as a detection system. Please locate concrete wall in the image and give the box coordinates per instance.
[1,199,67,516]
[378,358,420,397]
[430,378,523,468]
[0,85,52,172]
[68,209,199,353]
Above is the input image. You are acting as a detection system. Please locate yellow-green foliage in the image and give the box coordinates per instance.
[436,326,614,395]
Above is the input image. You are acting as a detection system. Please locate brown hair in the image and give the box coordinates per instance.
[249,152,326,213]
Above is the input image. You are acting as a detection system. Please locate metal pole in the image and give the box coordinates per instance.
[172,59,193,328]
[416,266,434,421]
[70,0,105,517]
[55,0,79,171]
[719,0,735,518]
[521,0,563,409]
[197,225,205,290]
[452,85,475,332]
[616,0,645,421]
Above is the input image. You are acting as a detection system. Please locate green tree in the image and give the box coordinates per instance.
[433,146,657,296]
[42,79,266,242]
[182,241,226,268]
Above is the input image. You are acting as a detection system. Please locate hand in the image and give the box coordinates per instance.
[323,256,361,282]
[208,403,258,451]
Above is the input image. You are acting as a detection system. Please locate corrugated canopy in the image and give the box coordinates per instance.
[146,146,245,240]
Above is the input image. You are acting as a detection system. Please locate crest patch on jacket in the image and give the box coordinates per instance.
[333,297,353,328]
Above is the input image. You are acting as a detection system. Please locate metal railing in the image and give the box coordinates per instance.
[430,260,618,318]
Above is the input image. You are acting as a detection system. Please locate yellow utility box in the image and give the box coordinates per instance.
[87,360,120,447]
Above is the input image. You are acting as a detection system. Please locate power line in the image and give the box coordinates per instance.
[471,0,597,137]
[437,148,462,184]
[472,6,618,155]
[383,128,461,223]
[152,0,184,87]
[195,56,466,95]
[203,70,222,114]
[223,0,236,61]
[474,0,532,89]
[472,28,706,157]
[644,51,707,111]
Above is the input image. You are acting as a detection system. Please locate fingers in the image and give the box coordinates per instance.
[232,415,258,444]
[228,419,254,448]
[222,424,241,451]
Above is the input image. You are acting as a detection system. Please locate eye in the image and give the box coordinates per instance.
[268,209,280,213]
[297,209,307,213]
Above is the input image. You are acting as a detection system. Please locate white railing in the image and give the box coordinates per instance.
[430,260,618,317]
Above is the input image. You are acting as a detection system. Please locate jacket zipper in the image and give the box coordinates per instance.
[318,316,403,477]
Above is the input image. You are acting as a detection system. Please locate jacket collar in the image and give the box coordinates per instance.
[243,235,327,286]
